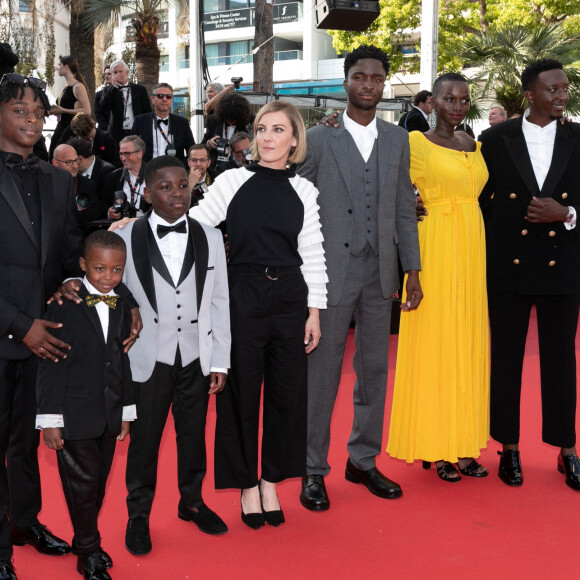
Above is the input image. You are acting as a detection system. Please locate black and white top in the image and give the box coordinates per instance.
[189,163,327,309]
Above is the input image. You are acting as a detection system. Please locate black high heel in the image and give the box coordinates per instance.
[259,480,285,527]
[240,490,265,529]
[423,460,462,482]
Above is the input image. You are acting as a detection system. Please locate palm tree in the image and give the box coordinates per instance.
[82,0,187,93]
[457,23,580,117]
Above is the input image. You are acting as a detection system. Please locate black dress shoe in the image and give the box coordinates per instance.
[558,453,580,491]
[300,475,330,511]
[177,501,228,535]
[125,518,151,556]
[71,539,113,570]
[0,559,17,580]
[498,449,523,487]
[76,551,111,580]
[10,523,70,556]
[345,459,403,499]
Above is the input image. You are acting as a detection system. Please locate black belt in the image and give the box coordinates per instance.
[229,264,301,281]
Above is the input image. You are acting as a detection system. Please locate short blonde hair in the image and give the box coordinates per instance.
[251,101,307,165]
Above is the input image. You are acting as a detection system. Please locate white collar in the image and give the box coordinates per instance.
[343,111,378,139]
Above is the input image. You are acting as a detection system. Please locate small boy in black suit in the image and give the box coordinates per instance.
[36,231,136,580]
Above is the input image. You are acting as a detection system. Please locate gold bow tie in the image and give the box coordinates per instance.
[86,294,118,309]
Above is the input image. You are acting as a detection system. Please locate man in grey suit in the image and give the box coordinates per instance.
[113,156,231,554]
[297,45,422,510]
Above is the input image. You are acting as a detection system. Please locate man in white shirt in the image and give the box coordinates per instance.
[297,45,422,510]
[479,58,580,492]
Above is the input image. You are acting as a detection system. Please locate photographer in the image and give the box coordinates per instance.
[187,144,215,207]
[202,92,253,169]
[215,131,252,176]
[51,143,105,227]
[104,135,151,219]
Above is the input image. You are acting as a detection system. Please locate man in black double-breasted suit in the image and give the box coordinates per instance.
[480,58,580,492]
[131,83,194,168]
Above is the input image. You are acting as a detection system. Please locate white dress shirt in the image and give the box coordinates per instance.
[36,278,137,429]
[120,85,135,130]
[153,116,173,159]
[82,156,96,180]
[123,172,147,217]
[522,110,576,229]
[343,111,378,162]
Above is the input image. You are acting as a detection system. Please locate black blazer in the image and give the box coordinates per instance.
[480,117,580,295]
[75,174,107,225]
[36,284,134,440]
[0,158,83,360]
[98,83,152,142]
[131,112,195,167]
[398,107,430,133]
[88,156,116,201]
[102,167,150,214]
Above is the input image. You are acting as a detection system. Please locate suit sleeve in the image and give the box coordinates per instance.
[478,131,495,220]
[61,171,84,279]
[404,110,427,133]
[394,134,421,272]
[296,130,320,187]
[121,303,134,405]
[208,229,231,370]
[35,304,72,415]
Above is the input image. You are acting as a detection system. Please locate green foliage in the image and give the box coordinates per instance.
[328,0,580,77]
[457,23,580,116]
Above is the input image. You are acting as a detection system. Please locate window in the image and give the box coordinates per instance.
[179,45,190,69]
[160,53,169,72]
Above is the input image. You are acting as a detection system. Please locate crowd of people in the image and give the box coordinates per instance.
[1,40,579,580]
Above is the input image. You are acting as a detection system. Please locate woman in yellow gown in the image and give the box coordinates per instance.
[387,73,490,481]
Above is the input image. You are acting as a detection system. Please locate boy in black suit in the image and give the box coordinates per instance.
[36,231,136,580]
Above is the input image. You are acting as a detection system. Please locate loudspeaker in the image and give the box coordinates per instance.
[314,0,380,31]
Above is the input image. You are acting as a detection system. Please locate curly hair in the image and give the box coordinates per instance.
[344,45,390,79]
[0,75,51,115]
[521,59,563,92]
[215,92,252,127]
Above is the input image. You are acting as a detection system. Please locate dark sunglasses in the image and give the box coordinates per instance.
[153,93,173,100]
[0,73,47,92]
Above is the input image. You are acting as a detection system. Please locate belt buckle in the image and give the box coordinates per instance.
[265,267,278,281]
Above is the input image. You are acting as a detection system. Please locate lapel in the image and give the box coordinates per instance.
[540,122,575,198]
[0,157,40,252]
[503,117,540,197]
[78,284,107,344]
[187,217,208,312]
[329,113,351,197]
[177,219,195,287]
[39,163,55,269]
[131,216,161,313]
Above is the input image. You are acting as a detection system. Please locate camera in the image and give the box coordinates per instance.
[191,182,209,206]
[231,77,243,90]
[76,194,90,210]
[215,137,230,163]
[112,190,137,219]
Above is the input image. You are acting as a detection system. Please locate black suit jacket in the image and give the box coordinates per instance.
[131,112,195,167]
[480,117,580,295]
[399,107,430,133]
[36,284,134,440]
[75,174,107,225]
[0,158,83,360]
[98,83,152,141]
[87,156,116,202]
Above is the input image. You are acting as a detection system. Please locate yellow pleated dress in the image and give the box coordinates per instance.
[387,131,490,463]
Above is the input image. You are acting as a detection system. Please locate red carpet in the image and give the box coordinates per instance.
[15,307,580,579]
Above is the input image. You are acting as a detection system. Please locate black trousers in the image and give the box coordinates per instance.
[214,265,308,490]
[126,352,209,520]
[489,290,580,447]
[57,431,117,554]
[0,357,42,559]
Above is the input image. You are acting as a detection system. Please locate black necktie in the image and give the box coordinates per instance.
[4,153,40,172]
[157,221,187,239]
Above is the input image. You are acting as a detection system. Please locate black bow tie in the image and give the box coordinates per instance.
[157,118,168,126]
[157,221,187,238]
[4,153,40,172]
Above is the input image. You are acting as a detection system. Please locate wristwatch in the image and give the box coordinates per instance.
[565,206,574,224]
